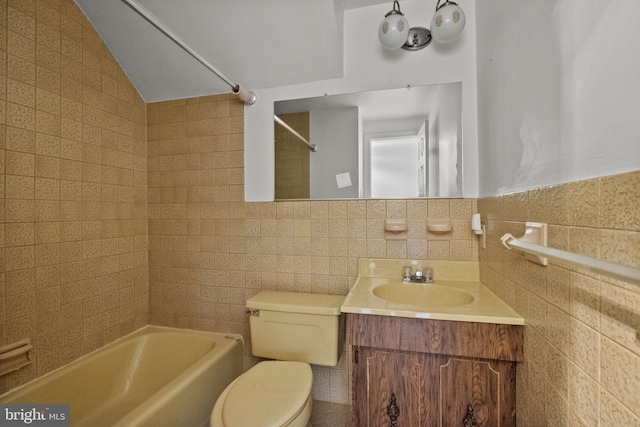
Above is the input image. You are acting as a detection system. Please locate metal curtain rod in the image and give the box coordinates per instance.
[274,115,317,152]
[501,222,640,286]
[121,0,256,105]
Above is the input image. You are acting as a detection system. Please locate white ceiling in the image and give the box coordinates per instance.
[74,0,389,102]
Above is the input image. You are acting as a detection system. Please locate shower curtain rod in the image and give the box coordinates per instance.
[274,115,317,152]
[121,0,257,105]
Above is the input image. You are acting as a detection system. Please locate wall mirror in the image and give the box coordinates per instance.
[273,82,462,200]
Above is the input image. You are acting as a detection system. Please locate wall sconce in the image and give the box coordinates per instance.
[378,0,466,51]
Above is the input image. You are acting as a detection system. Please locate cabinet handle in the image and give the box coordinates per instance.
[387,393,400,427]
[463,404,478,427]
[354,346,359,363]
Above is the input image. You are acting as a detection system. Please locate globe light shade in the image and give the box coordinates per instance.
[378,4,410,50]
[430,1,466,43]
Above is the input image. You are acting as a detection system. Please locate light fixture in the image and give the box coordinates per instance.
[378,0,465,51]
[378,1,410,50]
[430,0,466,43]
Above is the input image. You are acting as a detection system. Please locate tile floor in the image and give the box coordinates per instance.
[309,400,352,427]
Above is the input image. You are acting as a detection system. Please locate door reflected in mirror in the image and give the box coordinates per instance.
[274,82,462,200]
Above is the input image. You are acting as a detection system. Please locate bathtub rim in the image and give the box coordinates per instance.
[111,326,244,427]
[0,325,244,402]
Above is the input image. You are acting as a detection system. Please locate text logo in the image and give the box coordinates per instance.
[0,405,69,427]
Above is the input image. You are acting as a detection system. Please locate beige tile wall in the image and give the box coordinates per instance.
[9,1,638,418]
[0,1,479,403]
[0,0,148,394]
[274,112,310,200]
[147,95,479,404]
[478,171,640,426]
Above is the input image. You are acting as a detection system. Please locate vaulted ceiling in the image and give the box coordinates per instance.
[75,0,388,102]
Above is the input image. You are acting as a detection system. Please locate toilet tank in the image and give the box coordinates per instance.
[246,291,345,366]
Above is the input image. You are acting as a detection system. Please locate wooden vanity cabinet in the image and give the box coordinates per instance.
[348,314,523,427]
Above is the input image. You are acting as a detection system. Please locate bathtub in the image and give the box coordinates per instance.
[0,326,243,427]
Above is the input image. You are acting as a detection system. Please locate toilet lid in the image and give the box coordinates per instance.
[222,361,312,427]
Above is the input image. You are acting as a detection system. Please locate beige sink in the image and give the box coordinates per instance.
[340,258,524,324]
[373,283,475,308]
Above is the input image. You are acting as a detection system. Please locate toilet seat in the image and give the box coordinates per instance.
[219,361,312,427]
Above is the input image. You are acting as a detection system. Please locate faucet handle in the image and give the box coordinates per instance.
[402,266,412,282]
[422,267,433,282]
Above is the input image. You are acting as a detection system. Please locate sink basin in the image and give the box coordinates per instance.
[340,259,524,323]
[372,283,475,308]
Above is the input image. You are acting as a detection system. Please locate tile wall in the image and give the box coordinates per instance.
[478,171,640,426]
[0,1,479,403]
[6,1,638,419]
[274,112,310,200]
[0,0,148,394]
[146,95,479,404]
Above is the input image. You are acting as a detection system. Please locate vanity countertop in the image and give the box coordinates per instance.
[340,259,524,325]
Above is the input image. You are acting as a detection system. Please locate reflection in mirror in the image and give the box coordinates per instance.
[274,83,462,200]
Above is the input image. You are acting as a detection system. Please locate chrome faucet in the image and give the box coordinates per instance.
[402,266,433,283]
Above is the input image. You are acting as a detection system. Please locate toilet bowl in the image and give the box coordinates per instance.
[210,361,312,427]
[210,291,344,427]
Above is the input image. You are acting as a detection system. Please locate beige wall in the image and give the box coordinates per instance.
[0,0,479,402]
[3,0,639,420]
[0,0,148,394]
[147,95,479,404]
[478,171,640,426]
[274,112,310,200]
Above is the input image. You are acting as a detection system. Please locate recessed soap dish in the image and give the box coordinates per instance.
[0,338,33,376]
[384,219,408,232]
[384,219,408,240]
[427,219,453,233]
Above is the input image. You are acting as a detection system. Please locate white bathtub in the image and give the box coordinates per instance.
[0,326,243,427]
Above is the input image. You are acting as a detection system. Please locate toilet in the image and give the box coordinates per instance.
[210,291,344,427]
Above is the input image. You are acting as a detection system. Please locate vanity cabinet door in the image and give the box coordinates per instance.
[349,314,522,426]
[352,347,517,427]
[353,347,424,427]
[423,354,516,427]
